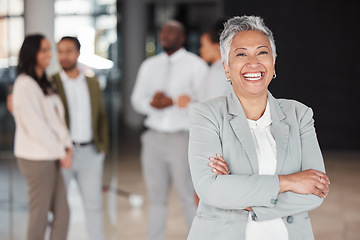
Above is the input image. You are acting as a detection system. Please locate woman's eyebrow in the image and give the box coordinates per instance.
[233,47,247,52]
[233,46,270,52]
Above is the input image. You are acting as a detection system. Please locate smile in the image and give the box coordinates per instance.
[243,72,264,81]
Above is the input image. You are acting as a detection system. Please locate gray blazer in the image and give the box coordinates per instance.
[188,90,325,240]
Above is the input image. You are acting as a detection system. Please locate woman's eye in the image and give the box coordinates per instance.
[236,53,246,57]
[258,51,269,55]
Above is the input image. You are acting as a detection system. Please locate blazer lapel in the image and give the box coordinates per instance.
[268,92,289,174]
[52,73,70,128]
[227,91,259,174]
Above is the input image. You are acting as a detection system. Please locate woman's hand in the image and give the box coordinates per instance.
[279,169,330,198]
[60,148,72,169]
[209,154,254,211]
[209,154,230,175]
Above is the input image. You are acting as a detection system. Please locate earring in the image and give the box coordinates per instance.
[226,77,231,82]
[273,73,277,79]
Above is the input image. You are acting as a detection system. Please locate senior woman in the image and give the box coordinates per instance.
[187,16,330,240]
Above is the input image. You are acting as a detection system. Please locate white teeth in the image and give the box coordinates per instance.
[244,72,262,80]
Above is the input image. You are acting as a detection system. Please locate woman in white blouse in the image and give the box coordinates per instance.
[187,16,330,240]
[12,34,72,240]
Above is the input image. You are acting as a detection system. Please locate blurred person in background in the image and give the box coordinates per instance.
[131,20,208,240]
[199,19,232,102]
[52,36,109,240]
[12,34,72,240]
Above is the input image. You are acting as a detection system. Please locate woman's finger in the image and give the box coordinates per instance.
[313,187,326,198]
[210,157,229,173]
[315,182,329,196]
[313,170,330,185]
[216,154,226,162]
[208,162,229,175]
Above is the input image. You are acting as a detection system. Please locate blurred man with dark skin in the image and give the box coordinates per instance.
[52,36,109,240]
[131,20,208,240]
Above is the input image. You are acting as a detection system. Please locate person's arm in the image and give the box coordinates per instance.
[251,107,329,221]
[176,58,209,108]
[6,94,13,113]
[189,103,280,210]
[131,62,158,115]
[209,107,330,221]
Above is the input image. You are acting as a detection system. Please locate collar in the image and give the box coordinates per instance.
[60,68,85,83]
[247,101,272,129]
[162,47,186,63]
[227,90,285,123]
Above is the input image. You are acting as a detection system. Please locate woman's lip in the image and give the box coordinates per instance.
[242,72,265,81]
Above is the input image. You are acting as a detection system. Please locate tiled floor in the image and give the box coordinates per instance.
[1,147,360,239]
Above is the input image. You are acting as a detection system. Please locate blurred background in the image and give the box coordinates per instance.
[0,0,359,239]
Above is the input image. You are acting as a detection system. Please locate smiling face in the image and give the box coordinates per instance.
[35,38,52,71]
[224,30,275,100]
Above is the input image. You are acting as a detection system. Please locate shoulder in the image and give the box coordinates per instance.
[14,74,38,89]
[277,98,311,116]
[141,54,164,66]
[50,72,62,87]
[183,51,207,65]
[190,96,228,122]
[51,72,60,80]
[274,97,314,126]
[85,74,99,83]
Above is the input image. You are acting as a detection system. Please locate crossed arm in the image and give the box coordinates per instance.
[210,153,330,206]
[189,103,330,221]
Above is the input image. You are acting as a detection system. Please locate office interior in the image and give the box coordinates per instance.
[0,0,359,239]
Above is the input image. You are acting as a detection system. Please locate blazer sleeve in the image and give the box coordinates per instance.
[252,107,325,221]
[189,103,280,210]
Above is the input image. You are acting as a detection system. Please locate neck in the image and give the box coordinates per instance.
[64,66,80,79]
[236,92,268,120]
[165,46,182,56]
[210,45,221,64]
[211,55,222,64]
[35,66,44,79]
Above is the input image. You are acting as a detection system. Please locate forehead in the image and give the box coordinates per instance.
[231,30,271,49]
[161,23,183,34]
[58,39,77,49]
[40,38,50,47]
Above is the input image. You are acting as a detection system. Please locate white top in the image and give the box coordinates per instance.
[198,60,232,102]
[131,48,209,132]
[60,70,93,142]
[12,74,72,160]
[245,101,289,240]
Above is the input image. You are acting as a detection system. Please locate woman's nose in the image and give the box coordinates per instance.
[246,55,260,67]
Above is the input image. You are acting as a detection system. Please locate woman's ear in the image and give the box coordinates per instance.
[222,62,230,79]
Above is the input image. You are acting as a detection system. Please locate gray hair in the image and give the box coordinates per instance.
[219,15,277,66]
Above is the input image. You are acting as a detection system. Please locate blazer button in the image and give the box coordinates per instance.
[287,216,294,224]
[251,212,257,221]
[270,198,277,204]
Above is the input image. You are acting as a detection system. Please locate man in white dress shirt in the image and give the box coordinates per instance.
[52,36,109,240]
[131,20,208,240]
